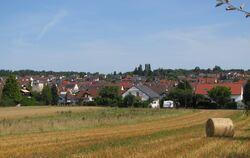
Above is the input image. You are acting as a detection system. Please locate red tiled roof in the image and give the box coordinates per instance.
[197,77,217,84]
[236,80,247,85]
[118,81,133,89]
[195,83,242,95]
[75,88,99,99]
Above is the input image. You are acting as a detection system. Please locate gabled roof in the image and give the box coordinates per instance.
[195,83,242,95]
[65,84,77,89]
[77,89,99,98]
[135,85,160,99]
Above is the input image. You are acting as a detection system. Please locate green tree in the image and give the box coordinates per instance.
[243,80,250,114]
[42,85,52,105]
[177,80,192,90]
[192,94,206,108]
[123,93,136,107]
[213,65,222,72]
[138,64,143,76]
[1,75,22,105]
[168,89,193,108]
[166,80,193,108]
[51,84,59,105]
[208,86,231,108]
[97,86,122,106]
[144,64,152,77]
[194,66,200,73]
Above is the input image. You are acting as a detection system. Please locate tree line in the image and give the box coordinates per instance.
[0,66,248,79]
[0,75,58,106]
[0,75,250,115]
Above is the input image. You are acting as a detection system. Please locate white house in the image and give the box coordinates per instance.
[65,84,79,94]
[32,82,44,93]
[195,83,244,109]
[122,85,161,108]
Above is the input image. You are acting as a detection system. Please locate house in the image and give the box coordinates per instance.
[195,83,244,108]
[118,81,133,94]
[65,93,78,105]
[65,83,79,94]
[31,81,44,93]
[122,85,161,108]
[58,92,67,105]
[76,90,97,102]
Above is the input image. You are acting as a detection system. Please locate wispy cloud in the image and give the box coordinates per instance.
[37,10,67,40]
[143,24,250,69]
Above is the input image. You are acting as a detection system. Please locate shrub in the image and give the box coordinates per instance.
[197,101,218,109]
[0,98,16,107]
[20,97,36,106]
[82,101,97,106]
[134,100,150,108]
[225,101,237,109]
[122,94,136,107]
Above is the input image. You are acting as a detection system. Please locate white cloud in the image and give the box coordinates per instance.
[140,24,250,69]
[37,10,67,40]
[77,24,250,71]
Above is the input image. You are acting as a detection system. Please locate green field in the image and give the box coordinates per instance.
[0,106,249,158]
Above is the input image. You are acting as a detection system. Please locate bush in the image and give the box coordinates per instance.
[122,94,136,107]
[134,100,150,108]
[196,101,218,109]
[225,101,237,109]
[0,98,16,107]
[82,101,97,106]
[20,97,36,106]
[96,86,122,107]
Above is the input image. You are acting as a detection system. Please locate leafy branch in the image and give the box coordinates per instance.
[216,0,250,18]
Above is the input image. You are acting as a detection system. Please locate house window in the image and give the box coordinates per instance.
[136,92,139,97]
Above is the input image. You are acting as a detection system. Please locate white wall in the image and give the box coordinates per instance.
[32,83,44,93]
[122,87,149,101]
[150,99,160,108]
[231,86,243,102]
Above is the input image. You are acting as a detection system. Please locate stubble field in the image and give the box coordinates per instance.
[0,106,249,158]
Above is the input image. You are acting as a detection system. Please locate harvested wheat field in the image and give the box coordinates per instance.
[0,106,249,158]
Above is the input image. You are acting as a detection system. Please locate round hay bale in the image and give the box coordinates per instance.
[206,118,234,137]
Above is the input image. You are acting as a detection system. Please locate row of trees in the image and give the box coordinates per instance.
[162,80,237,109]
[88,81,241,110]
[0,69,89,77]
[0,75,58,106]
[94,86,150,108]
[130,65,247,81]
[1,75,250,113]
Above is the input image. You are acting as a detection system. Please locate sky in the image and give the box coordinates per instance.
[0,0,250,73]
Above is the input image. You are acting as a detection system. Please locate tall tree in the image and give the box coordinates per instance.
[145,64,152,77]
[42,85,52,105]
[168,80,193,108]
[123,93,136,107]
[213,65,222,72]
[2,75,22,103]
[168,89,193,108]
[51,84,59,105]
[208,86,231,108]
[194,66,201,73]
[97,86,122,106]
[138,64,143,76]
[243,80,250,113]
[177,80,192,90]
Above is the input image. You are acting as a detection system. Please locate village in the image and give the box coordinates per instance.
[0,65,248,109]
[1,0,250,157]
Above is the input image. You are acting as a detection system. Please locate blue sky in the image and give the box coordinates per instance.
[0,0,250,73]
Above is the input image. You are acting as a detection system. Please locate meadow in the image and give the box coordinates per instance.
[0,106,249,158]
